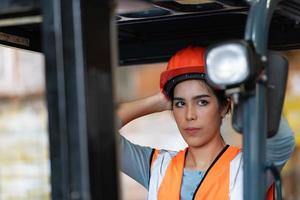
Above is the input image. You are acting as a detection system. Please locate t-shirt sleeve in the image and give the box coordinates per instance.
[266,117,295,167]
[266,117,295,188]
[118,134,154,189]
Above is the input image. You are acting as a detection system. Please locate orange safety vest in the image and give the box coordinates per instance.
[148,145,274,200]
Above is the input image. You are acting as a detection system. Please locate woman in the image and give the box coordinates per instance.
[118,46,295,200]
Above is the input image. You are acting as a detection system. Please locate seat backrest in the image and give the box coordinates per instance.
[232,51,289,138]
[266,52,289,137]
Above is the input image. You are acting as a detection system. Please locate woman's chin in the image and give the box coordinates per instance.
[184,138,207,148]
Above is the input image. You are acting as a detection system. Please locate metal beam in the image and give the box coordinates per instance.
[0,0,40,15]
[42,0,90,199]
[0,27,41,52]
[0,15,41,27]
[243,0,282,199]
[81,0,120,199]
[42,0,119,199]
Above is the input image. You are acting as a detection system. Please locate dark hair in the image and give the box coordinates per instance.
[213,89,231,113]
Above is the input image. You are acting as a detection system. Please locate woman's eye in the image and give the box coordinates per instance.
[174,101,185,108]
[198,99,208,106]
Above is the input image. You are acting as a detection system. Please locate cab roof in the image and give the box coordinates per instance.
[0,0,300,65]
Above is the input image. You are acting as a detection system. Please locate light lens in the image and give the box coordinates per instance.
[206,43,250,88]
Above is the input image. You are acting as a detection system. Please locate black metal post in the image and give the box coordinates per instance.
[42,0,94,199]
[242,85,267,200]
[243,0,281,199]
[42,0,119,199]
[81,1,120,199]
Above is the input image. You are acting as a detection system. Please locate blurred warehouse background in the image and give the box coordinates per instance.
[0,45,299,199]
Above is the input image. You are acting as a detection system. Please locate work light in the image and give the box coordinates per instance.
[205,40,255,89]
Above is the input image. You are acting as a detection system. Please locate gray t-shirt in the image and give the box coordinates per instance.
[119,117,295,200]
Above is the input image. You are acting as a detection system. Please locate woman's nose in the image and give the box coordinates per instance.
[186,105,197,121]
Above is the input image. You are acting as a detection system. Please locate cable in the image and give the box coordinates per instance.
[266,163,282,200]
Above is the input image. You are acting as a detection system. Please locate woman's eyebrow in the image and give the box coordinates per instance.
[173,97,184,101]
[173,95,210,101]
[193,94,210,100]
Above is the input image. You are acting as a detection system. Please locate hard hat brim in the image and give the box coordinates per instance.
[160,66,206,98]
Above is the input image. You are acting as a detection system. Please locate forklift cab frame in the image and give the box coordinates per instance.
[0,0,300,199]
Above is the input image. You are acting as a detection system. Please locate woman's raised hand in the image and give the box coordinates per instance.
[117,92,171,127]
[156,92,172,112]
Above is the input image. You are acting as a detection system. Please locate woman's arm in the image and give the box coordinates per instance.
[266,117,295,168]
[266,117,295,189]
[117,92,170,188]
[117,92,171,127]
[119,134,154,189]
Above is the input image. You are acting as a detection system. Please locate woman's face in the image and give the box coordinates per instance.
[172,79,226,148]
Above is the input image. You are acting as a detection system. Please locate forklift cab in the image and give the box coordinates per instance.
[0,0,299,199]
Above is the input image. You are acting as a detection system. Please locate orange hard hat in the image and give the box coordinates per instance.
[160,46,206,97]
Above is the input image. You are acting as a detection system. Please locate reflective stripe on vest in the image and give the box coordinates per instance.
[148,146,274,200]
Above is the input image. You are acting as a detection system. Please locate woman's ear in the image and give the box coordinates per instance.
[221,98,231,118]
[221,109,227,118]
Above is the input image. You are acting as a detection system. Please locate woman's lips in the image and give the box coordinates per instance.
[184,127,200,134]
